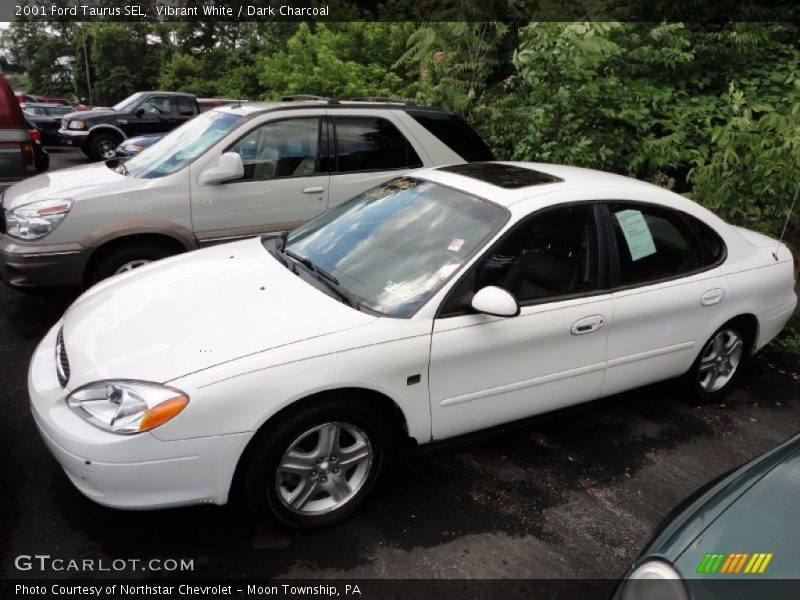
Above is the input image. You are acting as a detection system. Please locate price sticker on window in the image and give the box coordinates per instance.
[615,209,656,261]
[448,238,465,252]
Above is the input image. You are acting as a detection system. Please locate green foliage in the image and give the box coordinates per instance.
[256,23,417,100]
[400,22,509,117]
[88,23,161,105]
[689,84,800,230]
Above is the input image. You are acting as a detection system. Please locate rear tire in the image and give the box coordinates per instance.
[242,395,391,530]
[88,133,120,161]
[86,243,175,286]
[686,321,751,403]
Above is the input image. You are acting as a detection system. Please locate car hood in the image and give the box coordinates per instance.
[674,435,800,579]
[3,161,136,209]
[634,432,800,576]
[61,237,376,387]
[65,108,115,121]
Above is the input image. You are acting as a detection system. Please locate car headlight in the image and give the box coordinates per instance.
[621,560,688,600]
[5,198,73,240]
[67,120,86,130]
[67,381,189,435]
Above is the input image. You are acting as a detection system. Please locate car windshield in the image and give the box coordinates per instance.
[112,92,145,112]
[284,177,508,317]
[118,111,244,179]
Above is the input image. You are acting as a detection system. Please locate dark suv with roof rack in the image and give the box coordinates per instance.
[1,96,493,289]
[58,91,200,161]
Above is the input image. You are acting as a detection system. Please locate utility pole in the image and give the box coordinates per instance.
[80,23,93,105]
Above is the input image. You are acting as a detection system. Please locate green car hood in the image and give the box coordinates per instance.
[634,432,800,576]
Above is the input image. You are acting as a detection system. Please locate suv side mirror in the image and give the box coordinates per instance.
[471,286,520,317]
[198,152,245,186]
[134,107,145,117]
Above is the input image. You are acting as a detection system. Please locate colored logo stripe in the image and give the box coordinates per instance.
[698,552,773,574]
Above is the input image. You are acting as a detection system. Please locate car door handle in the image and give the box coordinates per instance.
[701,288,725,307]
[302,186,325,194]
[571,315,606,335]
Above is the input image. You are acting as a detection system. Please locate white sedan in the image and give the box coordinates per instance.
[29,162,797,529]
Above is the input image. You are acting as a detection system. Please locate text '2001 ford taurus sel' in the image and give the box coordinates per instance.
[29,163,796,529]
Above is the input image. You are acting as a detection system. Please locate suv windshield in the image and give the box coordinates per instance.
[118,110,244,179]
[284,177,508,317]
[112,92,145,112]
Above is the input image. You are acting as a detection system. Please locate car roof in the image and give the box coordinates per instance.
[416,161,659,208]
[139,91,195,97]
[214,99,450,119]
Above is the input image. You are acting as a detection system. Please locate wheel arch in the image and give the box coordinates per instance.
[82,231,194,285]
[727,313,759,356]
[229,386,413,500]
[87,124,127,142]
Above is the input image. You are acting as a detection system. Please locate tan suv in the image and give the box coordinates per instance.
[0,98,493,290]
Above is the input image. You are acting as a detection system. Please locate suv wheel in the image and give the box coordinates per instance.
[88,133,120,161]
[242,396,390,529]
[87,243,176,286]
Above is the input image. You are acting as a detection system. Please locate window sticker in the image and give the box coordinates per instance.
[448,237,465,252]
[615,209,656,261]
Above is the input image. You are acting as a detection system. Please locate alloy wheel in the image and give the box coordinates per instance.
[98,139,117,159]
[275,421,373,516]
[114,259,151,274]
[697,328,743,392]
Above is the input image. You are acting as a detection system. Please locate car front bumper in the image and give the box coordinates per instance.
[0,236,89,288]
[57,129,89,148]
[29,323,251,510]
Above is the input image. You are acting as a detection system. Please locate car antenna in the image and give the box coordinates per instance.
[773,181,799,261]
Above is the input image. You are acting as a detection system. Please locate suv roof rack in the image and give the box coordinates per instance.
[348,97,417,106]
[280,95,339,104]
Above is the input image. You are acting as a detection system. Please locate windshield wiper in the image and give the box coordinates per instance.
[285,249,339,284]
[284,249,361,309]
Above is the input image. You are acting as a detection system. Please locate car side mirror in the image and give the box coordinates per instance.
[134,107,145,117]
[471,286,520,317]
[198,152,245,186]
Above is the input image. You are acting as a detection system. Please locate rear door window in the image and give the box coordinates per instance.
[176,96,197,117]
[333,117,422,173]
[608,203,719,287]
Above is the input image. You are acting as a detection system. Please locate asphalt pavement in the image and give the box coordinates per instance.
[1,151,799,592]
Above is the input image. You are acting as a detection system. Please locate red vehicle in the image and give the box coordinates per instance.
[2,76,36,188]
[15,91,92,111]
[197,97,243,112]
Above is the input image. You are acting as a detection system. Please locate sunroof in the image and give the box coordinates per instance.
[438,162,562,189]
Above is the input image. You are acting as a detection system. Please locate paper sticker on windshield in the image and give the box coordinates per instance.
[448,238,465,252]
[615,209,656,261]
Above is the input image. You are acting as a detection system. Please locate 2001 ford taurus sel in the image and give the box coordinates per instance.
[29,162,797,528]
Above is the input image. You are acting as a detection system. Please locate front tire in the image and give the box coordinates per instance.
[687,323,749,403]
[242,396,390,529]
[87,243,176,286]
[88,133,121,161]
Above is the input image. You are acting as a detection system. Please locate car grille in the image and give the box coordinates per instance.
[55,327,70,388]
[61,118,68,130]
